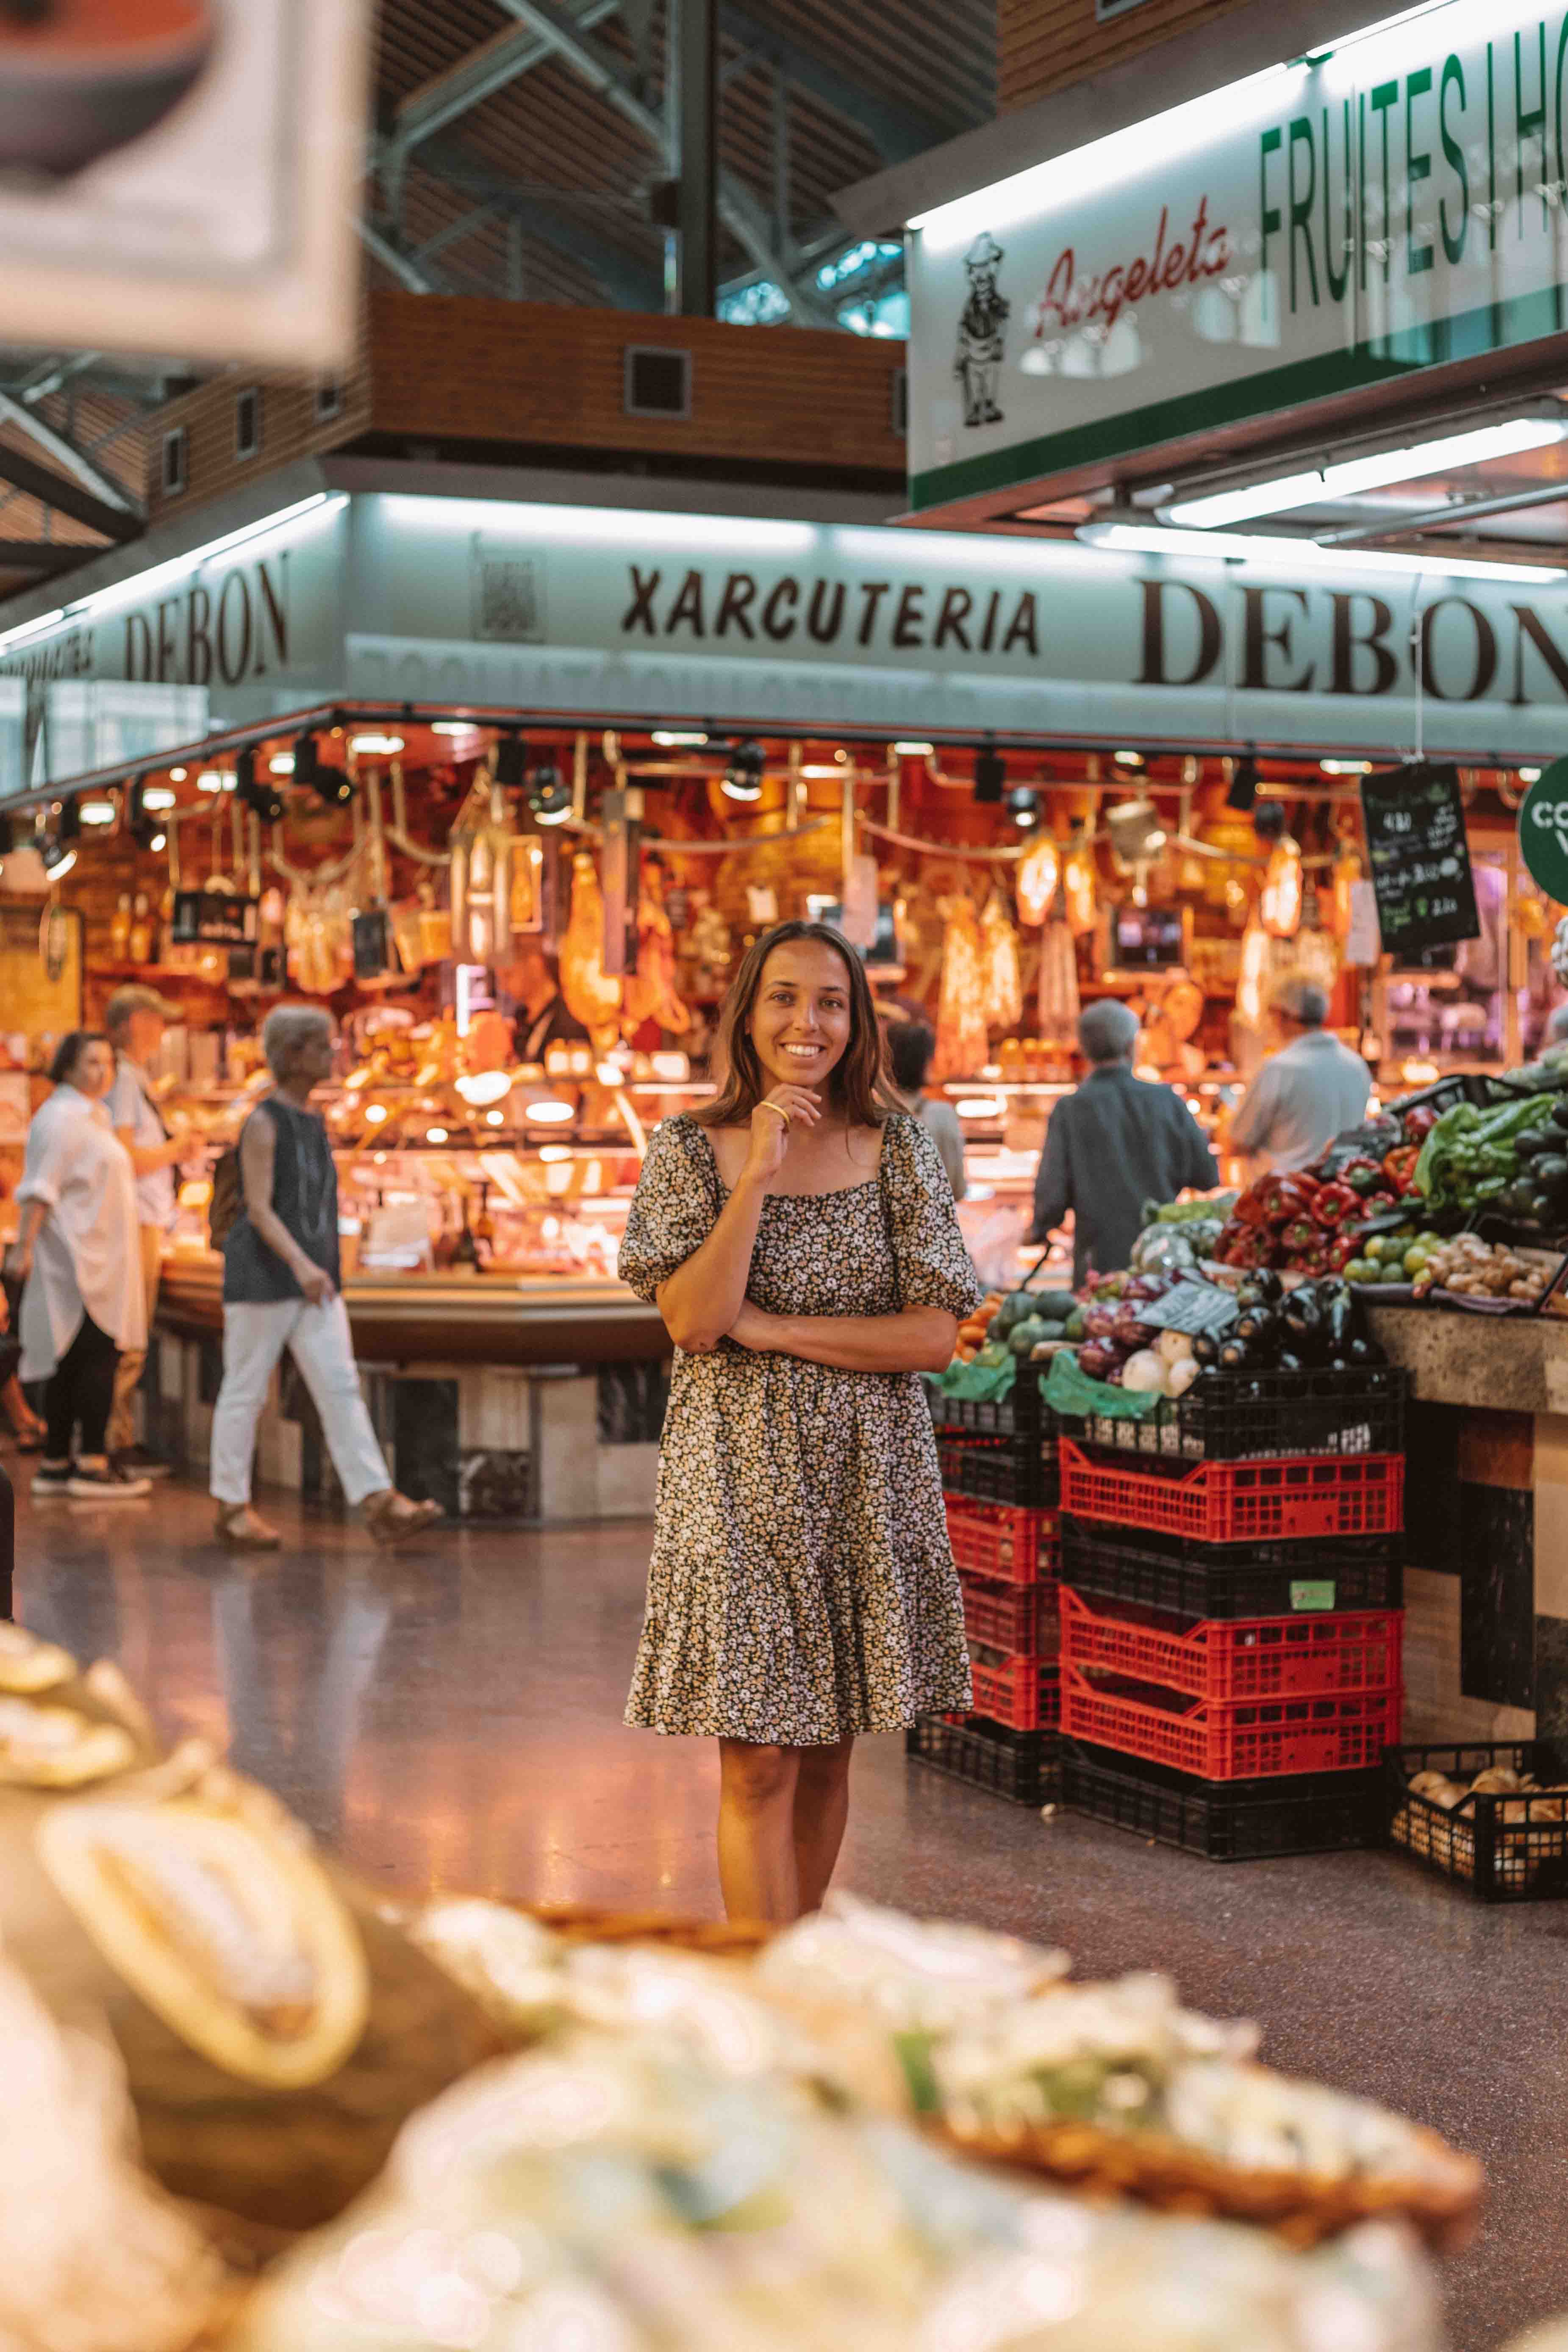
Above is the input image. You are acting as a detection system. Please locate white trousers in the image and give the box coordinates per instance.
[209,1297,391,1509]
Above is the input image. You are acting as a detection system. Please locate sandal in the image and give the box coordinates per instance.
[363,1490,442,1548]
[216,1503,283,1552]
[11,1428,43,1453]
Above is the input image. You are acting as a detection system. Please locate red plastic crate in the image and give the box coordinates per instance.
[1057,1440,1404,1545]
[960,1571,1060,1656]
[1061,1664,1402,1780]
[1059,1588,1402,1704]
[965,1656,1062,1732]
[944,1495,1058,1586]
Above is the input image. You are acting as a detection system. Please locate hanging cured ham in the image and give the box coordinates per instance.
[1016,833,1060,925]
[560,852,623,1032]
[979,889,1023,1030]
[1037,916,1080,1040]
[1062,831,1098,937]
[1260,836,1303,938]
[622,865,689,1034]
[932,899,988,1082]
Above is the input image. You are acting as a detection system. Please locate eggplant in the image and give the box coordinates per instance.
[1324,1287,1356,1358]
[1250,1269,1285,1303]
[1191,1332,1222,1367]
[1218,1337,1252,1371]
[1553,1096,1568,1130]
[1235,1306,1279,1348]
[1277,1351,1304,1373]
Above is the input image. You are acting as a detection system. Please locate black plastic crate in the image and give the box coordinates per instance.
[1386,1740,1568,1901]
[1062,1738,1384,1861]
[1067,1367,1407,1464]
[931,1380,1059,1439]
[906,1716,1059,1805]
[939,1434,1059,1508]
[1060,1518,1402,1625]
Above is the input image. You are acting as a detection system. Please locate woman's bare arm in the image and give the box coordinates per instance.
[653,1084,822,1353]
[729,1300,957,1374]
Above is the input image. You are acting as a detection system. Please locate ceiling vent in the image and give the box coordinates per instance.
[624,345,692,420]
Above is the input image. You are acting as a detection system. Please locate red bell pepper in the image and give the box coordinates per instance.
[1232,1188,1273,1227]
[1312,1181,1360,1228]
[1403,1105,1440,1141]
[1223,1228,1276,1269]
[1361,1190,1397,1215]
[1279,1216,1320,1255]
[1338,1155,1386,1195]
[1382,1145,1420,1194]
[1299,1241,1334,1275]
[1327,1231,1364,1271]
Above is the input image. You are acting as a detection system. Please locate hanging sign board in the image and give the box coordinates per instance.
[1358,765,1480,956]
[170,890,259,947]
[1518,760,1568,903]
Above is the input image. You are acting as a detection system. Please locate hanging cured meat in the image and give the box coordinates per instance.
[979,889,1023,1030]
[1037,916,1080,1041]
[1016,833,1060,924]
[1260,836,1303,938]
[932,899,988,1081]
[622,865,689,1034]
[1062,831,1098,937]
[560,852,623,1032]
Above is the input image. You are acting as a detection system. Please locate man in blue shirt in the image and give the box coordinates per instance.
[1027,1000,1218,1284]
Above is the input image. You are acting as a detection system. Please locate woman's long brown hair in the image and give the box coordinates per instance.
[695,921,892,1129]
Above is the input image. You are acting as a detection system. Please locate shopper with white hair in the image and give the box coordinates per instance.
[1027,1000,1218,1284]
[209,1005,440,1551]
[1229,976,1371,1175]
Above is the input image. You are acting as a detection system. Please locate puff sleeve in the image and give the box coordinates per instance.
[883,1113,985,1317]
[617,1115,722,1304]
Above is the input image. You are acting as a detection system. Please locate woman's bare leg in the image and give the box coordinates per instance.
[792,1735,855,1915]
[717,1739,802,1922]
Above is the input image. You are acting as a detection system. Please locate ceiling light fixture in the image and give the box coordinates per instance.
[722,739,766,802]
[1320,758,1372,775]
[296,731,352,807]
[197,769,234,793]
[494,732,527,790]
[527,760,573,825]
[58,797,81,842]
[79,799,117,826]
[269,753,295,776]
[169,767,187,782]
[433,719,478,737]
[892,740,934,756]
[652,729,708,746]
[1080,521,1568,584]
[1226,752,1260,813]
[1163,418,1568,530]
[1520,766,1543,783]
[349,733,405,756]
[1007,785,1041,829]
[236,745,286,824]
[39,836,75,877]
[142,785,177,810]
[150,832,167,852]
[973,741,1005,804]
[1113,748,1143,767]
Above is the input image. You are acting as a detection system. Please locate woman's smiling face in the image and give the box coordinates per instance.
[747,937,854,1094]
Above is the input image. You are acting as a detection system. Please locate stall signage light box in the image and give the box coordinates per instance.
[905,0,1568,507]
[8,491,1568,800]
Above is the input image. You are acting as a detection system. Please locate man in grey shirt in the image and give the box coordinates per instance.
[1027,1001,1217,1284]
[1229,977,1371,1175]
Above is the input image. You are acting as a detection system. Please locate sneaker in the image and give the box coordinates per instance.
[67,1463,151,1501]
[112,1445,175,1480]
[31,1462,73,1498]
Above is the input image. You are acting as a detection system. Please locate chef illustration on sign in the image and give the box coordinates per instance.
[956,231,1009,427]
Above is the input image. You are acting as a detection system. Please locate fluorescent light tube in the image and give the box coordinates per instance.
[1077,522,1567,584]
[1164,420,1568,529]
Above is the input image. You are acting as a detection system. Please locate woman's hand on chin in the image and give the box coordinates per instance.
[729,1301,783,1352]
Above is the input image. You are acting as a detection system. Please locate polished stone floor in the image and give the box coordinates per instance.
[10,1471,1565,2352]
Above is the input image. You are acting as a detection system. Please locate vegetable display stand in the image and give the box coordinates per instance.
[1063,1739,1385,1861]
[1060,1664,1402,1779]
[938,1434,1059,1509]
[1387,1741,1568,1901]
[960,1570,1060,1655]
[906,1717,1059,1806]
[1060,1520,1402,1624]
[1058,1441,1404,1545]
[944,1495,1059,1585]
[1067,1367,1407,1465]
[1060,1588,1403,1705]
[964,1652,1062,1733]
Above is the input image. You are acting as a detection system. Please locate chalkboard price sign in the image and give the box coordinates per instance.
[1359,763,1480,956]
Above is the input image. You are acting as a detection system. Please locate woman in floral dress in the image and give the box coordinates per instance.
[619,920,983,1922]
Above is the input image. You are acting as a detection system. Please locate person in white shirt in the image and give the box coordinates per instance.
[14,1032,150,1501]
[1229,977,1372,1175]
[105,984,188,1477]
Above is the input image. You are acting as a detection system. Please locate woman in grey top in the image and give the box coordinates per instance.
[209,1005,439,1551]
[885,1021,966,1199]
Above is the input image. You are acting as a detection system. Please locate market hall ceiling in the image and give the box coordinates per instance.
[0,0,991,589]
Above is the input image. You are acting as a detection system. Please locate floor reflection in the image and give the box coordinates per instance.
[211,1562,390,1844]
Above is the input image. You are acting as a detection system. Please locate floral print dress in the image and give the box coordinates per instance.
[619,1112,984,1745]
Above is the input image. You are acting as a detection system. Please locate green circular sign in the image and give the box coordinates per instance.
[1519,760,1568,903]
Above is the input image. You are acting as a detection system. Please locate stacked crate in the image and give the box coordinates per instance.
[1055,1366,1408,1860]
[910,1383,1060,1804]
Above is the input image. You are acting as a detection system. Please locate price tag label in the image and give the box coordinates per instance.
[1290,1580,1337,1611]
[1134,1280,1239,1337]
